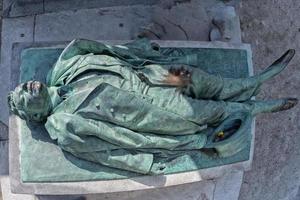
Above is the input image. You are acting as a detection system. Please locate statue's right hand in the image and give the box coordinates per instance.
[149,162,166,175]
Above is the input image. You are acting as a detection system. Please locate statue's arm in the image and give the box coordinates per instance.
[47,39,141,85]
[45,113,154,174]
[59,38,152,60]
[47,38,163,86]
[72,149,154,174]
[45,113,206,151]
[59,39,109,60]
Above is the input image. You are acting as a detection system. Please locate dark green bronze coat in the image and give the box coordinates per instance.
[44,39,251,174]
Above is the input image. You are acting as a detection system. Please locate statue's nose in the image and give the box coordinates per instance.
[33,81,42,90]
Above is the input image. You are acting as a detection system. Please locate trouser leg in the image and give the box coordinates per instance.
[151,87,297,126]
[182,49,295,102]
[183,68,259,101]
[219,98,298,121]
[150,87,252,125]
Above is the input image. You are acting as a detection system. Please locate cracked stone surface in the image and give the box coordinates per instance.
[238,1,300,200]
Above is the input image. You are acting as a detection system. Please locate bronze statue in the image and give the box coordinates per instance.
[8,39,298,174]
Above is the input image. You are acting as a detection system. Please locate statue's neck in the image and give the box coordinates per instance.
[47,86,63,111]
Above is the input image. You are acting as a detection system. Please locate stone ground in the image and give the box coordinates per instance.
[0,0,300,200]
[237,1,300,200]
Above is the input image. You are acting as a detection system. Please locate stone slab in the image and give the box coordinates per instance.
[44,0,159,13]
[3,0,43,18]
[29,171,244,200]
[0,141,9,175]
[0,16,34,127]
[10,40,254,195]
[0,176,36,200]
[3,0,227,19]
[34,1,225,42]
[37,180,215,200]
[34,5,153,42]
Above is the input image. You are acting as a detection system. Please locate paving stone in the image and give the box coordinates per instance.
[0,176,36,200]
[3,0,43,18]
[34,6,153,42]
[3,0,222,18]
[34,1,223,42]
[213,171,243,200]
[0,141,9,175]
[238,1,300,200]
[44,0,159,13]
[0,16,34,126]
[37,180,215,200]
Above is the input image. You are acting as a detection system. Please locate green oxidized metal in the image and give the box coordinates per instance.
[12,39,295,181]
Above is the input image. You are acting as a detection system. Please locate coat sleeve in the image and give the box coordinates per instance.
[46,39,162,86]
[47,39,111,86]
[45,112,208,173]
[45,113,207,152]
[45,113,154,174]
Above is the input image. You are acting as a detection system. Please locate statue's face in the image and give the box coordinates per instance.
[12,81,51,121]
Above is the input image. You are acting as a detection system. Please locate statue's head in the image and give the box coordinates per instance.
[8,81,52,122]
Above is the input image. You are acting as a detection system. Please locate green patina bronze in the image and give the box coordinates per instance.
[8,39,297,181]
